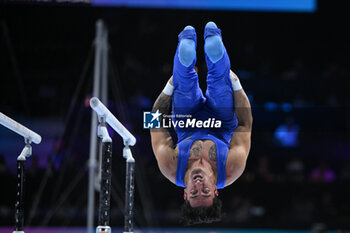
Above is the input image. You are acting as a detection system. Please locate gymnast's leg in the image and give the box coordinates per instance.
[172,26,204,113]
[172,26,205,141]
[204,22,238,143]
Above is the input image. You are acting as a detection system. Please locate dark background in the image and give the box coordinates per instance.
[0,0,350,231]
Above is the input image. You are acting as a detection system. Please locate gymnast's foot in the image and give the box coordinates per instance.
[204,21,224,63]
[177,25,197,67]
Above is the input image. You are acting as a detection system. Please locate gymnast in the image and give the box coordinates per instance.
[150,22,252,225]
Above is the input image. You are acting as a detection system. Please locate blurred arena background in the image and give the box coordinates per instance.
[0,0,349,232]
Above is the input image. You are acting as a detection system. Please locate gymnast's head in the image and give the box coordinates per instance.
[181,163,222,225]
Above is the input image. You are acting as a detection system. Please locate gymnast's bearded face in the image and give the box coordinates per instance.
[184,168,219,207]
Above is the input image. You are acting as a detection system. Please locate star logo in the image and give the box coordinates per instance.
[151,110,162,122]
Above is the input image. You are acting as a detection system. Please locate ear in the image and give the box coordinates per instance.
[214,189,219,197]
[184,190,187,200]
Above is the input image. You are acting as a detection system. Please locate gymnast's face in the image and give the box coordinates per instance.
[184,168,218,207]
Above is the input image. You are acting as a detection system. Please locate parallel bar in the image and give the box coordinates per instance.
[14,160,25,231]
[124,160,135,233]
[90,97,136,146]
[98,141,112,227]
[101,24,108,105]
[87,19,104,233]
[0,112,41,144]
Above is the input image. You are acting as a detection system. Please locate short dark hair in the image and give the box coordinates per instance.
[181,196,222,225]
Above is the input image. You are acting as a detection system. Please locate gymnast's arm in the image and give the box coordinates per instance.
[150,77,177,183]
[225,70,253,186]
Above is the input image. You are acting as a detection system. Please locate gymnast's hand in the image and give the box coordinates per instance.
[230,70,239,83]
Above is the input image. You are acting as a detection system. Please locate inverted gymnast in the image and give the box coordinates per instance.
[150,22,252,225]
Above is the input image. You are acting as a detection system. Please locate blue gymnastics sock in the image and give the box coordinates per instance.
[204,22,224,63]
[178,26,196,67]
